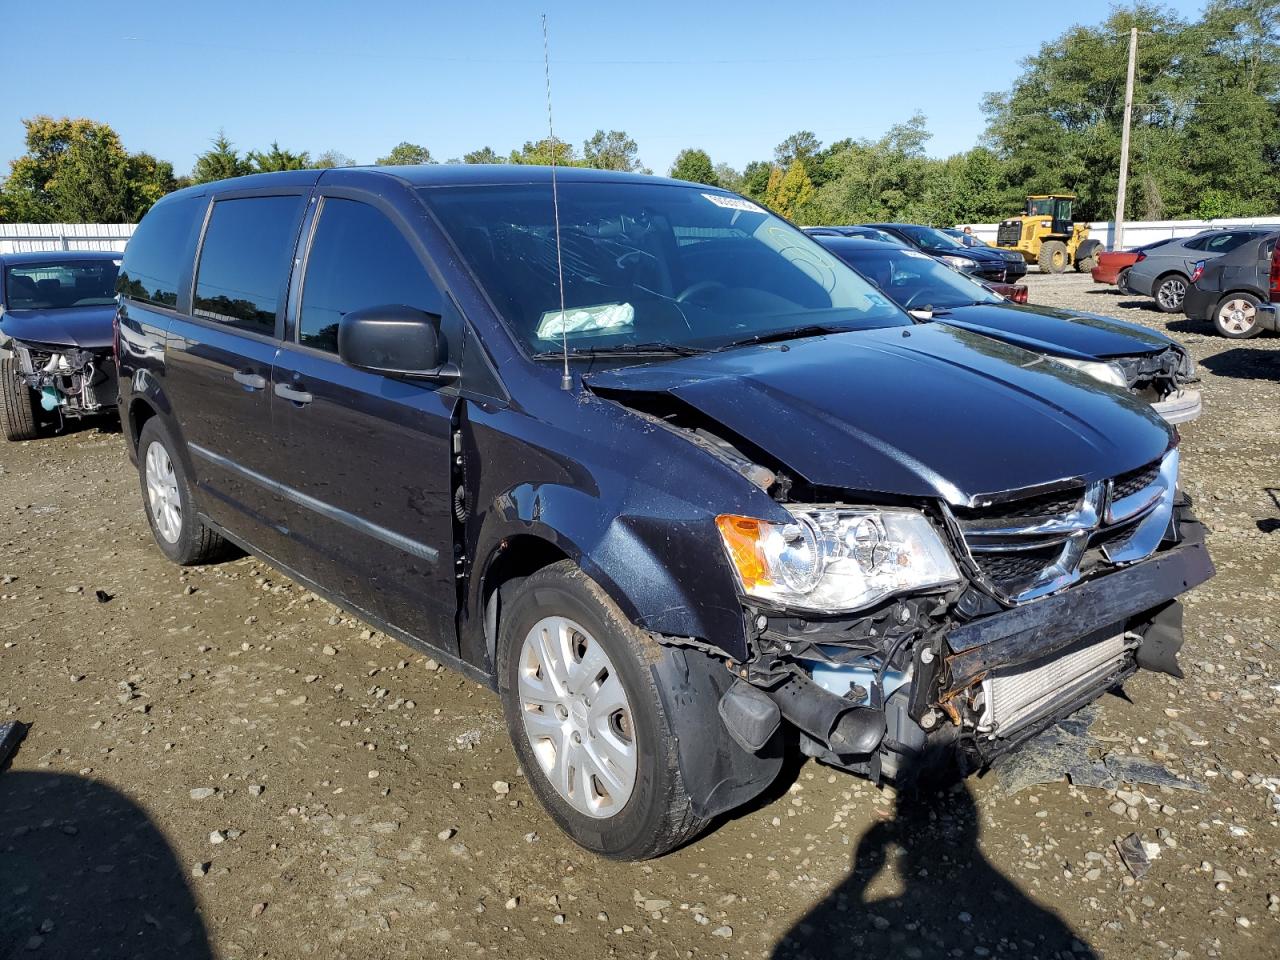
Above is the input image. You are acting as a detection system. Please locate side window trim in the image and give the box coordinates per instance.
[189,188,310,342]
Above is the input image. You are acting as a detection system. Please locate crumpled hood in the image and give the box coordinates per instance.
[0,305,115,350]
[585,324,1172,506]
[935,303,1174,361]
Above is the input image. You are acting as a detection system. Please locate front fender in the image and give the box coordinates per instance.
[467,481,750,666]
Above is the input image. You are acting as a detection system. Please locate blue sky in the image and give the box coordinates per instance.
[7,0,1211,177]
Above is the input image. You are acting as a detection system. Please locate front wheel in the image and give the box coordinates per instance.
[0,358,41,441]
[1154,273,1188,313]
[1213,293,1265,339]
[1038,240,1069,273]
[498,561,707,859]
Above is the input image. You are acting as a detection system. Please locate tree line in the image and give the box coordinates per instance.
[1,0,1274,227]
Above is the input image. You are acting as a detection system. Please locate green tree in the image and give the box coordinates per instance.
[669,148,718,186]
[247,141,310,173]
[981,1,1280,220]
[462,146,502,164]
[582,129,646,172]
[508,137,581,166]
[314,149,357,168]
[739,160,774,199]
[764,160,816,220]
[0,115,175,223]
[774,131,822,168]
[377,142,434,166]
[191,132,251,184]
[713,163,744,193]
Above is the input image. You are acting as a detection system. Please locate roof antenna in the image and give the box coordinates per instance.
[541,13,571,391]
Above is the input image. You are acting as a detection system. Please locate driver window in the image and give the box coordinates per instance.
[300,198,446,355]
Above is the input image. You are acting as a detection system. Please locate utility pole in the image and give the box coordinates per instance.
[1114,26,1138,251]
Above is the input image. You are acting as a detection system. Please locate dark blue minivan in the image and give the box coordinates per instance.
[116,167,1212,858]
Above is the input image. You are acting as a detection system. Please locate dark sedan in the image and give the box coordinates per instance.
[816,236,1200,423]
[0,250,121,440]
[863,223,1028,282]
[1183,230,1280,338]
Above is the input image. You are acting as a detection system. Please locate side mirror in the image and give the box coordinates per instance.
[337,305,458,381]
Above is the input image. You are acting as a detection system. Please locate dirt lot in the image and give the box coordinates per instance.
[1,273,1278,960]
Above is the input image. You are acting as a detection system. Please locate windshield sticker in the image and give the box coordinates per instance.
[536,302,635,340]
[702,193,764,214]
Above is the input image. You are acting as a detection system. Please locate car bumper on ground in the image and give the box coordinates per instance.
[1152,388,1203,425]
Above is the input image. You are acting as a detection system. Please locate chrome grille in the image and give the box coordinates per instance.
[954,451,1178,602]
[977,630,1135,736]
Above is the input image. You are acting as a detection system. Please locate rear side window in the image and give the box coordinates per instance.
[1205,231,1256,254]
[1182,235,1212,251]
[194,196,305,336]
[298,198,442,354]
[117,195,202,308]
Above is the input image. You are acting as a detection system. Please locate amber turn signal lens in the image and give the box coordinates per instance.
[716,515,772,589]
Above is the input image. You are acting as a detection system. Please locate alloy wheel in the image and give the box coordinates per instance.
[1157,277,1186,310]
[517,615,637,818]
[144,441,182,543]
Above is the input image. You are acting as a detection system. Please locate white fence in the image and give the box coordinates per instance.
[0,223,134,254]
[960,215,1280,250]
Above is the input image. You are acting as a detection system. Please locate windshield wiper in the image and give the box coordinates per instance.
[715,324,853,351]
[532,342,708,359]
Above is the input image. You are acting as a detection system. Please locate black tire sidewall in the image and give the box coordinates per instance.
[497,565,683,860]
[1213,293,1264,339]
[137,419,204,564]
[1,357,41,441]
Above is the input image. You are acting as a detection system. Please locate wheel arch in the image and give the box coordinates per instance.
[466,489,750,674]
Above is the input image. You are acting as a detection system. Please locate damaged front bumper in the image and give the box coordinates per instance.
[7,340,117,419]
[1151,388,1202,425]
[717,519,1214,784]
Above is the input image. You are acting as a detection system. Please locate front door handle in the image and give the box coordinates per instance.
[232,370,267,391]
[274,382,314,405]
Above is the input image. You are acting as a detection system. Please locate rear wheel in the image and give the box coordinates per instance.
[1115,268,1131,294]
[1038,240,1069,273]
[0,358,41,441]
[137,418,231,565]
[498,561,707,859]
[1154,273,1188,313]
[1075,239,1102,273]
[1213,292,1264,339]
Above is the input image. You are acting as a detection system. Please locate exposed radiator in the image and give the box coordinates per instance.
[977,630,1135,737]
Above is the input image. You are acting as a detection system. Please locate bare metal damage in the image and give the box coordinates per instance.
[7,339,117,421]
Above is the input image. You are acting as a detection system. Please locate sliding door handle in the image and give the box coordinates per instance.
[232,370,267,390]
[274,382,314,405]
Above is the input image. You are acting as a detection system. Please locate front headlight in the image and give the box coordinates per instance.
[716,507,961,613]
[1051,356,1129,389]
[938,255,974,272]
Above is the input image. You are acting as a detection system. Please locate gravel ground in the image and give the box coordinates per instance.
[1,273,1277,960]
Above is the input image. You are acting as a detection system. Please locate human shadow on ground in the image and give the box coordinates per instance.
[773,779,1098,960]
[0,770,213,958]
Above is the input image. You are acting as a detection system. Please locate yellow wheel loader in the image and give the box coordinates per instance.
[994,195,1102,274]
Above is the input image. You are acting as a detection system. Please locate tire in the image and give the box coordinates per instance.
[0,358,41,441]
[1037,240,1069,273]
[137,418,231,565]
[1154,273,1189,313]
[1212,292,1265,339]
[1074,239,1102,273]
[1115,268,1131,294]
[497,560,708,859]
